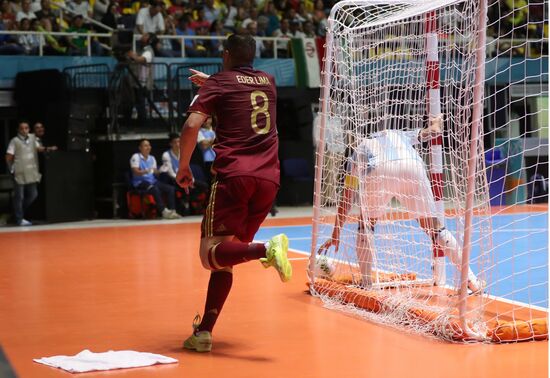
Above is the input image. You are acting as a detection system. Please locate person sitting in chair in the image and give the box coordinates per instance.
[130,139,181,219]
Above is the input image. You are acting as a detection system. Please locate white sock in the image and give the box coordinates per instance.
[436,229,478,282]
[356,228,374,286]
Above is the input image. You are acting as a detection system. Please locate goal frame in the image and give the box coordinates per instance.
[309,0,489,338]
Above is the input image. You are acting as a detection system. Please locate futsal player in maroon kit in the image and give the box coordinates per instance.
[176,34,292,352]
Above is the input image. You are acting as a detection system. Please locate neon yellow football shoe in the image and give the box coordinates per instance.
[183,315,212,352]
[260,233,292,282]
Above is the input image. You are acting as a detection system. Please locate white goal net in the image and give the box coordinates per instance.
[309,0,548,342]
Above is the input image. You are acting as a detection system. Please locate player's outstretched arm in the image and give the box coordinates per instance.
[177,112,207,191]
[188,69,210,87]
[319,184,353,254]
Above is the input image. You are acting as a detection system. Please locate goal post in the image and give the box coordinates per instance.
[309,0,548,343]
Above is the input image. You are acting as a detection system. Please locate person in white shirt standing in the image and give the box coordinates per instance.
[16,0,35,22]
[5,121,42,226]
[136,0,164,35]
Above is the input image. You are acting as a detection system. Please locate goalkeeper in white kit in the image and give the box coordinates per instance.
[320,115,485,293]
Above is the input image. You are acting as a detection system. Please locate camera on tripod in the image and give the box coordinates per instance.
[111,29,134,62]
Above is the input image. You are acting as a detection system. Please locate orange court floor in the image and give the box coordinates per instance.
[0,215,547,378]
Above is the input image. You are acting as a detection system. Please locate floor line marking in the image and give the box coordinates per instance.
[283,246,548,312]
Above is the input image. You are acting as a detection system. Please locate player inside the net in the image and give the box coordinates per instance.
[319,115,485,294]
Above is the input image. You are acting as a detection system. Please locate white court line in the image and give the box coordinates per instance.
[483,293,549,313]
[274,243,550,314]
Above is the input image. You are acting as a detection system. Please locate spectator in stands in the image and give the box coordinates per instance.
[221,0,237,32]
[261,1,280,37]
[33,122,58,151]
[16,0,35,22]
[503,0,528,37]
[246,21,266,58]
[176,14,198,56]
[130,139,181,219]
[302,19,314,37]
[194,23,209,55]
[272,18,291,58]
[203,0,219,24]
[274,0,291,16]
[197,117,216,184]
[289,19,304,38]
[5,121,42,226]
[257,15,273,57]
[9,0,22,14]
[136,0,164,35]
[119,0,139,17]
[208,19,223,57]
[158,14,178,56]
[168,0,184,17]
[100,2,119,30]
[286,8,302,25]
[241,6,258,29]
[234,5,248,32]
[1,0,16,23]
[18,17,42,53]
[93,0,109,21]
[67,0,91,19]
[33,17,66,55]
[66,15,87,54]
[312,0,327,36]
[35,0,59,31]
[190,7,209,30]
[297,2,311,23]
[0,19,25,54]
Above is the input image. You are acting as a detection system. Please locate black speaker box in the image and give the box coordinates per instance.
[15,69,70,150]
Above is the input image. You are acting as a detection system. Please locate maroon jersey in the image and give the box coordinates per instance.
[188,66,280,185]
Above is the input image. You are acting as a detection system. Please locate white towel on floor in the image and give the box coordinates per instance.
[34,349,178,373]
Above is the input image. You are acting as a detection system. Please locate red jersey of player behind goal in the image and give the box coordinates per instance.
[188,66,280,186]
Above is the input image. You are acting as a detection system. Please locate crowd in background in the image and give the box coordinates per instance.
[0,0,547,57]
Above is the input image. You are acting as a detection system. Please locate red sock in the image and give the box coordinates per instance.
[198,271,233,333]
[209,242,266,268]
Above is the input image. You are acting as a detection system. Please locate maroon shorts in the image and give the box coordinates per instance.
[201,176,279,242]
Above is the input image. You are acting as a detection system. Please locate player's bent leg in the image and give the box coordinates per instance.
[420,218,486,294]
[199,236,268,271]
[244,178,292,282]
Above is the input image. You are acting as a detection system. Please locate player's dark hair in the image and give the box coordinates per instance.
[139,138,150,146]
[224,34,255,66]
[168,133,179,141]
